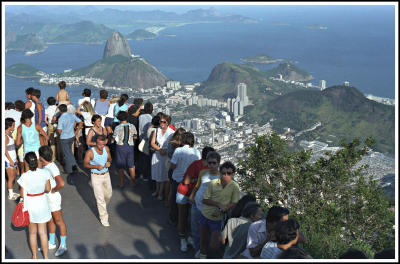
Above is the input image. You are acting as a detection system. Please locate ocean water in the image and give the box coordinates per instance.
[5,6,395,106]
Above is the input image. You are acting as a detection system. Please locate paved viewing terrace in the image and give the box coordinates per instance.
[4,161,191,259]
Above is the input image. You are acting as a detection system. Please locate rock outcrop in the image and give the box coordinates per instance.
[103,32,132,59]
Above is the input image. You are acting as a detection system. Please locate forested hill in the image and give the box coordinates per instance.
[266,85,395,155]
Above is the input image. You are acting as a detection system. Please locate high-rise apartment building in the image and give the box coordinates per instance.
[320,80,326,90]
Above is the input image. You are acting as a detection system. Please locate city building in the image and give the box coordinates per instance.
[320,80,326,90]
[237,82,249,106]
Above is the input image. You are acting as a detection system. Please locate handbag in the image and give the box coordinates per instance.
[12,177,30,227]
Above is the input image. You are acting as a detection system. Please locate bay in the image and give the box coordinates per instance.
[5,11,395,107]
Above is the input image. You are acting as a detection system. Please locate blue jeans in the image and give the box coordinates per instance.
[190,203,201,252]
[60,137,77,173]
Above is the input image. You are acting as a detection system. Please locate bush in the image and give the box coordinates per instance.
[237,133,394,258]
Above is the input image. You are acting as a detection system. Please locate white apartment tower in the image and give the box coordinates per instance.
[320,80,327,90]
[237,82,249,106]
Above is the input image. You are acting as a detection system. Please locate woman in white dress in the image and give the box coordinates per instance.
[18,152,52,259]
[151,113,174,200]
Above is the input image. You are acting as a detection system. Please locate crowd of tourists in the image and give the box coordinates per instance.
[5,82,395,259]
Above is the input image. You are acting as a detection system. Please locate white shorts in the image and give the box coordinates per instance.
[47,191,62,212]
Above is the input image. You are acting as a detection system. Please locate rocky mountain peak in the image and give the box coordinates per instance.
[103,32,132,59]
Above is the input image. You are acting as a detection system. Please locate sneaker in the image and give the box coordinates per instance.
[187,236,195,248]
[38,242,56,251]
[157,195,163,201]
[199,253,207,259]
[101,220,110,227]
[180,238,188,252]
[152,191,158,197]
[142,177,149,182]
[49,243,57,250]
[194,250,201,259]
[55,245,67,257]
[8,193,20,200]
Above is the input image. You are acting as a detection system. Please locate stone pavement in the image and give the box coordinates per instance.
[4,160,194,259]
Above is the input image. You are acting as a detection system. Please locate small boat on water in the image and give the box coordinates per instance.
[25,50,39,56]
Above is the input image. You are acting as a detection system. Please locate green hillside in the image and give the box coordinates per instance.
[267,86,395,155]
[196,62,306,100]
[265,62,313,81]
[6,33,47,52]
[127,29,157,40]
[38,20,114,43]
[6,63,42,78]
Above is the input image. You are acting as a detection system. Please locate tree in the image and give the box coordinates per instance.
[237,133,394,258]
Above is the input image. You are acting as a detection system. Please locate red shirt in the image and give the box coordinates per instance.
[169,124,177,131]
[177,159,208,196]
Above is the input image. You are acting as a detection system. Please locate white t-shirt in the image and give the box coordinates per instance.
[78,97,95,108]
[5,109,22,128]
[170,145,201,183]
[45,105,57,124]
[44,162,61,189]
[106,103,116,118]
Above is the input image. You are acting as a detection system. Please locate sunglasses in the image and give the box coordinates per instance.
[221,171,233,176]
[208,161,217,165]
[160,120,167,124]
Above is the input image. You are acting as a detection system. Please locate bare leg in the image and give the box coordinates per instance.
[18,161,25,175]
[52,210,67,236]
[6,168,16,190]
[165,181,170,206]
[48,217,56,234]
[118,169,124,187]
[159,181,166,199]
[199,224,210,255]
[28,223,38,259]
[129,167,136,185]
[155,182,160,195]
[209,230,222,257]
[38,223,49,259]
[178,203,190,235]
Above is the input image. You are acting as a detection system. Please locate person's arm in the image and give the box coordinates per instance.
[66,92,70,102]
[37,103,43,125]
[150,130,161,150]
[36,124,49,141]
[169,162,177,171]
[75,121,84,142]
[52,175,65,193]
[56,92,60,102]
[5,135,15,167]
[86,129,96,147]
[105,146,112,168]
[76,105,83,115]
[15,125,23,147]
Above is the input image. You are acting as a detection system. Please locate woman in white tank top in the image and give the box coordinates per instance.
[5,118,20,200]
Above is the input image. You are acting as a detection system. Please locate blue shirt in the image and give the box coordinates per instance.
[58,112,82,139]
[113,103,128,122]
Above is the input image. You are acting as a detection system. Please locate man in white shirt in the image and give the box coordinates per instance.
[5,102,22,129]
[241,206,289,258]
[77,88,95,108]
